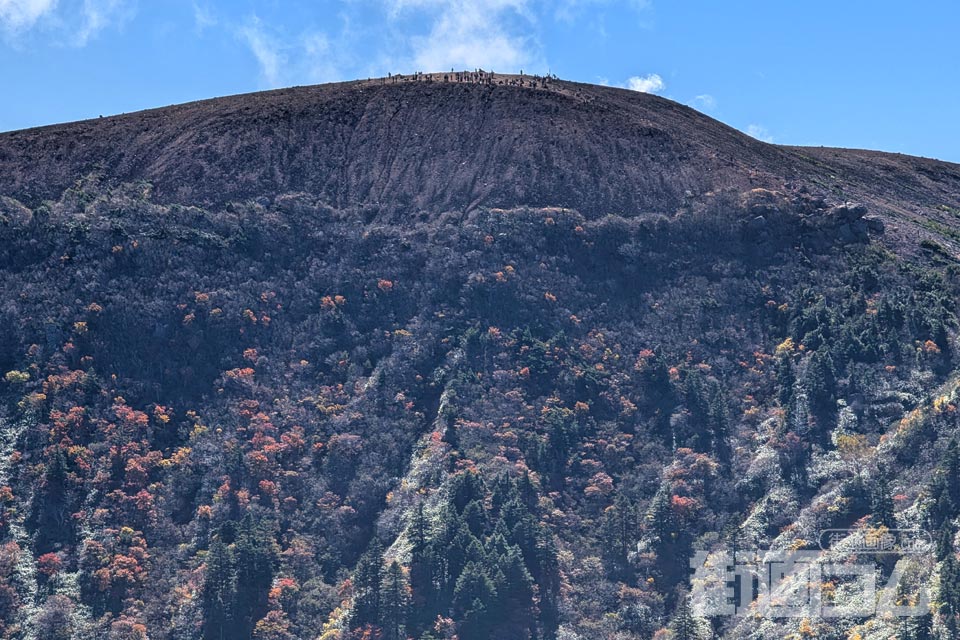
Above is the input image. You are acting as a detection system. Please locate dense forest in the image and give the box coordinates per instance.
[2,78,960,639]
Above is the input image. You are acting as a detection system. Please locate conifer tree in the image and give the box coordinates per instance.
[804,350,837,425]
[516,472,539,511]
[776,351,796,408]
[450,471,485,513]
[536,530,561,640]
[646,487,676,548]
[928,439,960,529]
[202,538,235,640]
[232,513,278,636]
[453,562,497,640]
[351,539,384,629]
[937,520,955,562]
[939,548,960,635]
[380,561,407,640]
[601,494,638,580]
[33,448,72,549]
[408,501,437,634]
[708,385,731,463]
[683,370,711,452]
[640,349,677,440]
[492,546,536,628]
[462,500,488,538]
[871,468,897,530]
[672,593,700,640]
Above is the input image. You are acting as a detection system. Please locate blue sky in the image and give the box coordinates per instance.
[1,0,958,162]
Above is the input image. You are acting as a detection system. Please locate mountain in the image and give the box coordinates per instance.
[1,74,960,640]
[3,75,959,222]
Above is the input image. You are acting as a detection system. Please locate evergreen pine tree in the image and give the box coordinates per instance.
[452,562,497,640]
[451,522,478,575]
[232,513,278,637]
[601,494,638,580]
[683,370,711,452]
[351,539,384,629]
[939,549,960,634]
[932,321,952,372]
[492,546,536,629]
[380,561,407,640]
[937,520,955,562]
[672,593,700,640]
[646,487,677,549]
[535,530,561,640]
[708,385,731,463]
[411,501,429,556]
[871,468,897,530]
[641,349,676,441]
[776,352,795,408]
[407,501,438,634]
[33,447,72,549]
[450,471,485,513]
[928,439,960,529]
[202,538,235,640]
[516,471,539,511]
[804,350,837,425]
[490,473,514,515]
[462,500,488,538]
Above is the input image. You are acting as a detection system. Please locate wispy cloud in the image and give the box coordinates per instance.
[192,2,215,33]
[74,0,128,46]
[238,17,284,87]
[555,0,650,24]
[237,16,341,88]
[303,31,339,84]
[690,94,716,112]
[0,0,57,33]
[625,73,664,93]
[746,124,774,143]
[387,0,538,72]
[236,0,659,87]
[233,2,649,89]
[0,0,129,44]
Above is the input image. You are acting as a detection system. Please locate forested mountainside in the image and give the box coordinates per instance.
[2,75,960,640]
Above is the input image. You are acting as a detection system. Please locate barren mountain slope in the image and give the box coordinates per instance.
[2,76,958,223]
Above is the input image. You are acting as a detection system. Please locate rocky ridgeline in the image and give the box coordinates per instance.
[741,188,884,249]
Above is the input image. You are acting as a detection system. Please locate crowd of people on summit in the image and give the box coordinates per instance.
[378,68,559,90]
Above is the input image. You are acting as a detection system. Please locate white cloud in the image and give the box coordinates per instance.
[0,0,56,32]
[233,0,589,86]
[746,124,774,143]
[387,0,539,72]
[192,2,215,33]
[74,0,127,46]
[555,0,650,24]
[303,31,339,84]
[626,73,664,94]
[238,17,285,87]
[690,94,716,112]
[0,0,128,44]
[237,18,342,88]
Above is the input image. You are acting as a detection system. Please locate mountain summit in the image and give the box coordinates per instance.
[2,74,959,224]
